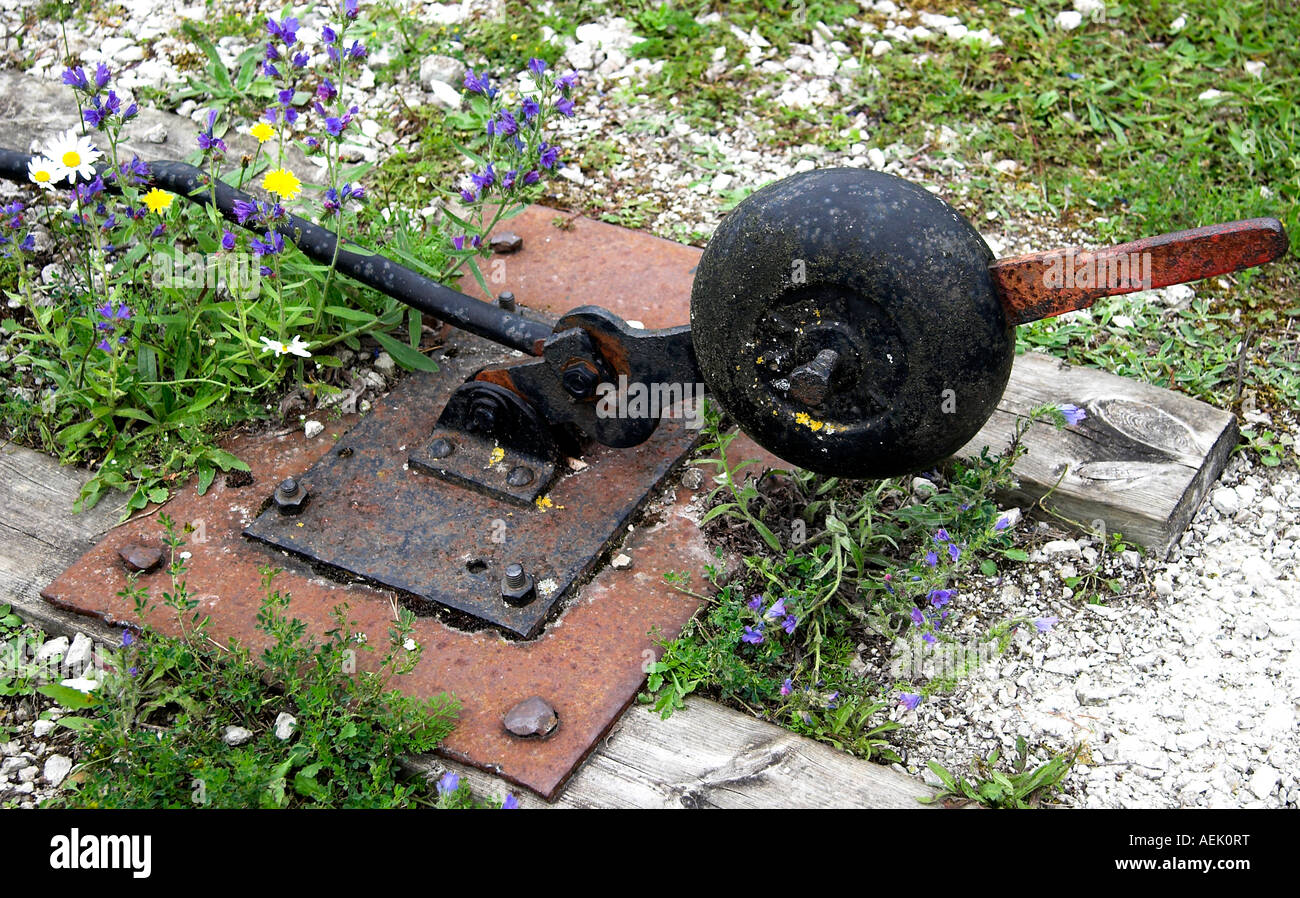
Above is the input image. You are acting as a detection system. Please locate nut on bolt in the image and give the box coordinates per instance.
[561,359,599,399]
[500,562,535,606]
[273,476,309,515]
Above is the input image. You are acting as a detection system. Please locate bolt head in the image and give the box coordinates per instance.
[505,465,534,487]
[500,565,535,606]
[562,363,598,399]
[428,437,454,459]
[273,477,309,514]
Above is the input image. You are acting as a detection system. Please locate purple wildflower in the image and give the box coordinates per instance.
[1059,404,1087,426]
[925,550,938,567]
[62,67,90,90]
[765,597,786,619]
[933,528,950,543]
[522,169,540,185]
[995,516,1011,531]
[556,70,579,91]
[93,63,111,90]
[538,142,560,170]
[910,607,925,626]
[317,78,337,102]
[345,0,359,19]
[899,692,922,711]
[928,588,955,608]
[1033,616,1058,634]
[782,614,797,635]
[780,678,793,696]
[322,25,337,44]
[501,793,519,809]
[555,96,575,117]
[746,595,763,611]
[741,625,764,645]
[527,57,547,77]
[221,230,236,251]
[121,629,133,647]
[436,771,459,795]
[464,69,491,95]
[451,235,466,251]
[948,542,961,562]
[922,632,937,645]
[232,199,258,225]
[520,97,540,120]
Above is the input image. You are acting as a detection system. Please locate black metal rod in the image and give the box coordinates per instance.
[0,148,552,356]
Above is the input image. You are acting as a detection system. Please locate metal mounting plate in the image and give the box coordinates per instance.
[243,331,697,638]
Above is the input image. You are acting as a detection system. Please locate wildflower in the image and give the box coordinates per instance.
[555,96,575,117]
[46,129,102,181]
[94,62,111,90]
[924,550,938,567]
[948,542,961,562]
[266,16,299,46]
[746,595,763,611]
[403,637,417,652]
[463,69,491,95]
[26,157,59,190]
[538,142,560,170]
[910,607,925,626]
[345,0,359,19]
[520,96,540,120]
[782,614,797,635]
[995,515,1011,531]
[121,630,133,647]
[825,691,839,709]
[780,678,793,696]
[556,70,579,91]
[899,692,922,711]
[922,632,937,645]
[494,109,519,137]
[262,167,303,200]
[436,771,459,795]
[347,39,367,59]
[1059,403,1087,426]
[501,793,519,809]
[1033,616,1058,634]
[221,230,236,251]
[322,25,337,44]
[149,223,165,238]
[501,169,518,190]
[317,79,337,102]
[249,121,275,143]
[928,588,955,608]
[260,334,312,358]
[61,67,90,90]
[292,51,310,68]
[932,528,950,543]
[141,188,174,214]
[451,235,466,251]
[522,169,540,185]
[741,624,764,645]
[232,199,259,225]
[764,597,786,619]
[251,230,285,257]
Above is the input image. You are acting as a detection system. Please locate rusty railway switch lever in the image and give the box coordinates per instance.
[2,147,1283,639]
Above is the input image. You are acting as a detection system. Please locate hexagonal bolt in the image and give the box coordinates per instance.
[497,291,517,312]
[469,398,501,435]
[273,477,309,515]
[561,360,599,399]
[787,348,840,407]
[427,437,454,459]
[500,562,535,606]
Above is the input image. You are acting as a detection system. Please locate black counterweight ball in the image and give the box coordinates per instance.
[689,168,1014,479]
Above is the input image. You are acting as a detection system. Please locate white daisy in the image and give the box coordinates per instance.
[44,129,101,182]
[26,156,59,190]
[260,335,312,358]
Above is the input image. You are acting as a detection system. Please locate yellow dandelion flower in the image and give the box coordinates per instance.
[262,167,302,200]
[142,187,174,213]
[249,122,275,143]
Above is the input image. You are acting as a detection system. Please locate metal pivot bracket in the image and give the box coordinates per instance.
[410,380,562,505]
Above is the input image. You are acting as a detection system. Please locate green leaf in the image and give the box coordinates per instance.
[372,331,439,373]
[207,448,250,472]
[37,684,97,709]
[197,465,216,496]
[55,716,94,731]
[1002,548,1029,562]
[979,558,997,577]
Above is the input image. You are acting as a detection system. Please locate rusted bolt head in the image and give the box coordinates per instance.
[501,564,535,606]
[119,544,163,573]
[497,291,517,312]
[503,695,558,739]
[505,465,534,487]
[469,398,501,435]
[274,477,309,515]
[427,437,454,459]
[787,348,840,408]
[561,361,599,399]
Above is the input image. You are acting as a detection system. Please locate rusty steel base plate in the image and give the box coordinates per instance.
[41,206,723,799]
[243,331,697,638]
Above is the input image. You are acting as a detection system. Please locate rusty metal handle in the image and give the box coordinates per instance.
[991,218,1288,327]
